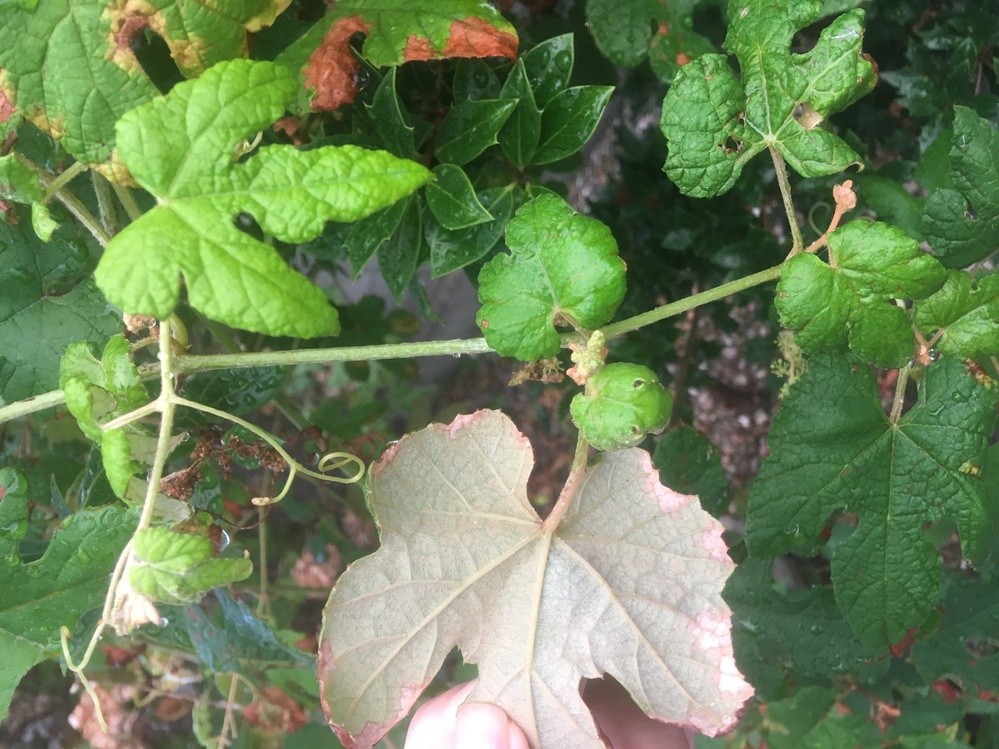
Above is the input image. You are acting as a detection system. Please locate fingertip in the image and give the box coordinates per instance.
[456,703,527,749]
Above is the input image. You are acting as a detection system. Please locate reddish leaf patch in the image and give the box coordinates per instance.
[403,17,517,61]
[304,16,372,111]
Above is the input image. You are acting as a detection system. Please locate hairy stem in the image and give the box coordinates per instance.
[769,146,804,254]
[889,364,911,425]
[172,337,497,374]
[136,319,180,531]
[542,431,590,533]
[91,171,120,237]
[1,265,786,426]
[51,187,111,246]
[600,264,783,340]
[0,390,65,423]
[112,183,144,222]
[42,161,88,202]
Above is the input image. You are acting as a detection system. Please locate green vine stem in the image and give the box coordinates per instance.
[60,318,181,731]
[0,263,787,426]
[91,171,120,237]
[889,363,912,425]
[600,263,784,340]
[769,146,804,255]
[14,153,111,246]
[112,182,144,222]
[41,160,88,203]
[171,336,496,374]
[0,390,66,423]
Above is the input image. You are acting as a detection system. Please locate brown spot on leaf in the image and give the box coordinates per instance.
[442,17,518,60]
[403,16,517,62]
[104,0,206,74]
[304,16,372,111]
[245,687,308,734]
[103,0,160,71]
[403,34,437,61]
[273,116,304,144]
[676,51,691,66]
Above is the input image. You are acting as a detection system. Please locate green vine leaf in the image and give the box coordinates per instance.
[914,270,999,358]
[434,98,518,165]
[60,335,149,443]
[725,560,883,701]
[318,409,752,748]
[94,60,431,338]
[776,221,946,368]
[0,154,43,205]
[0,468,136,720]
[130,527,252,606]
[0,219,120,402]
[521,34,574,107]
[424,164,494,230]
[570,363,673,450]
[427,185,514,277]
[912,576,999,712]
[745,354,999,648]
[660,0,876,197]
[534,85,614,165]
[921,106,999,268]
[586,0,715,82]
[177,589,314,677]
[498,60,542,169]
[476,194,626,361]
[275,0,518,112]
[0,0,285,172]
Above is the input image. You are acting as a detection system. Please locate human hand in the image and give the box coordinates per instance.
[405,679,695,749]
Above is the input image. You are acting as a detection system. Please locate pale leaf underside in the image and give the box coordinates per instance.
[319,410,751,748]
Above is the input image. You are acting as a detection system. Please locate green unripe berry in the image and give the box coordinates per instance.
[570,363,672,451]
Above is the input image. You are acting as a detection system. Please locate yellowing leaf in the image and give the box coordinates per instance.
[319,410,751,748]
[276,0,518,112]
[0,0,287,172]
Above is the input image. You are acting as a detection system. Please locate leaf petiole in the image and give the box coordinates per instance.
[541,431,590,532]
[770,146,804,255]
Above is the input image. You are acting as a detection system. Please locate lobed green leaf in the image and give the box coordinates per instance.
[276,0,517,112]
[922,107,999,268]
[914,270,999,359]
[131,527,252,606]
[777,221,946,368]
[0,0,284,171]
[746,354,999,647]
[476,194,626,361]
[0,220,119,402]
[94,60,431,337]
[587,0,714,82]
[660,1,876,197]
